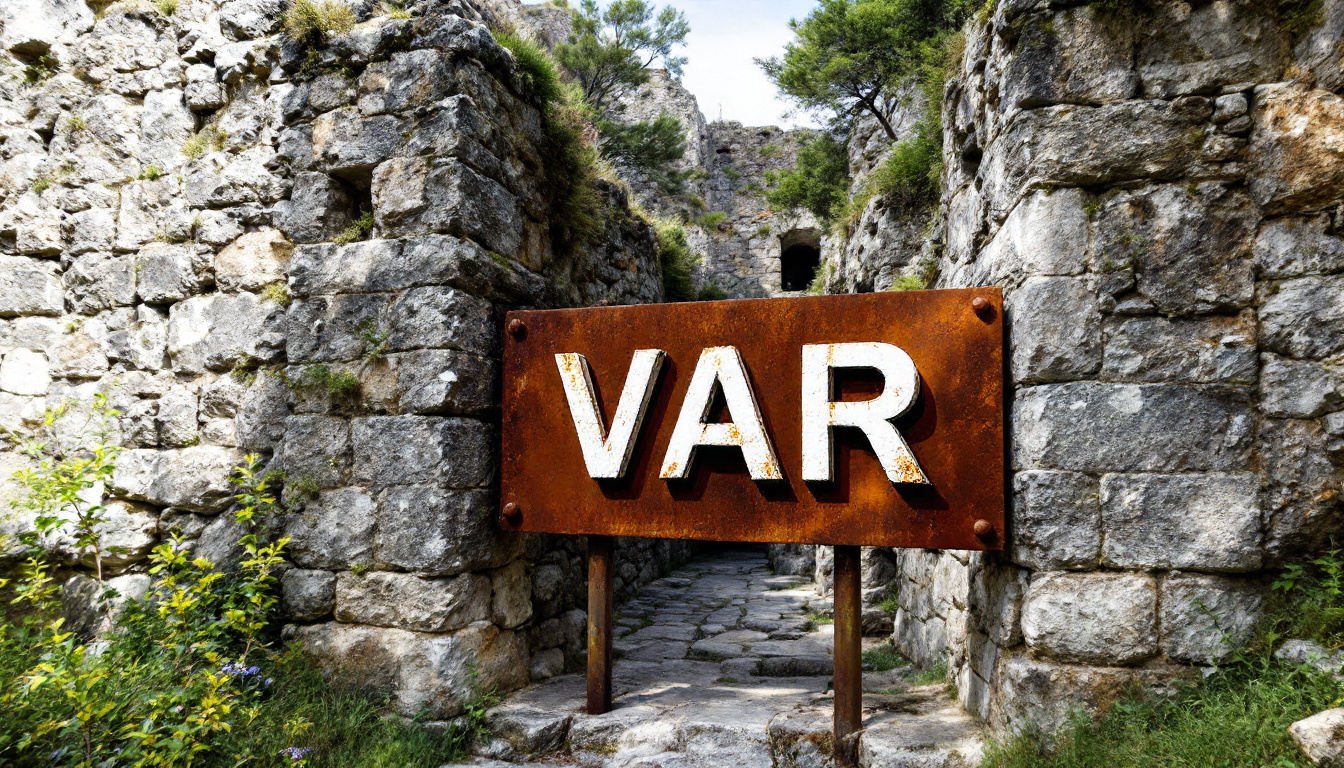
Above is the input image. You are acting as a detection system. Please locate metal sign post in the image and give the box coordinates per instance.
[499,289,1006,758]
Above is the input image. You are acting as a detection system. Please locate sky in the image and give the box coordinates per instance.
[673,0,821,128]
[528,0,822,128]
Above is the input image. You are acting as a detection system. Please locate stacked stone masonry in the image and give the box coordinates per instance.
[790,0,1344,733]
[0,0,688,719]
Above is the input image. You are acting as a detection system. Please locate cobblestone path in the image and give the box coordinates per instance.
[448,549,984,767]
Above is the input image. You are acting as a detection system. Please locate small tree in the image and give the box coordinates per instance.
[598,114,689,194]
[765,133,850,223]
[555,0,690,118]
[759,0,975,140]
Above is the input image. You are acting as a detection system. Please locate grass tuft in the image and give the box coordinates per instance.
[335,211,375,245]
[283,0,356,48]
[862,642,910,672]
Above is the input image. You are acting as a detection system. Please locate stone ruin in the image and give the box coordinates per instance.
[0,0,1342,747]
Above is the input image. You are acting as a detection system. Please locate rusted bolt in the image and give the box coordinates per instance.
[507,318,526,339]
[501,502,522,525]
[973,519,994,538]
[971,296,992,316]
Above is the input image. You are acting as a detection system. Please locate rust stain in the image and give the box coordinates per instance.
[499,288,1006,550]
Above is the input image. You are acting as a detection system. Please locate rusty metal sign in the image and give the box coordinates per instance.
[499,288,1005,550]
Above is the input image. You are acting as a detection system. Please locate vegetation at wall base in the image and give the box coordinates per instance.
[0,401,490,766]
[654,218,698,301]
[982,552,1344,768]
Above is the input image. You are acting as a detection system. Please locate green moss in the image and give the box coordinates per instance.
[261,282,292,308]
[334,211,374,245]
[139,165,166,181]
[30,177,51,194]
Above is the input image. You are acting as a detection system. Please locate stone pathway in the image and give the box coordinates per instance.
[448,549,984,767]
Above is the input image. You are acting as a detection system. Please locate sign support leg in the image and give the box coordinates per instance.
[833,544,863,766]
[586,535,614,715]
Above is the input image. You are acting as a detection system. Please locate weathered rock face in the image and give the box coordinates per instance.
[0,0,687,718]
[802,0,1344,734]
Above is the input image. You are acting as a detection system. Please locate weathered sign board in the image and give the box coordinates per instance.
[498,288,1005,762]
[500,288,1006,550]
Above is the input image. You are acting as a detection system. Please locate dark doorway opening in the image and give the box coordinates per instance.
[781,242,821,292]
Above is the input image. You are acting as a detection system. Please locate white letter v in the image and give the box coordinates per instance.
[556,350,666,479]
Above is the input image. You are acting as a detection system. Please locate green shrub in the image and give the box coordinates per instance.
[862,642,909,672]
[693,211,728,230]
[655,218,698,302]
[806,261,831,295]
[765,133,849,223]
[334,211,374,244]
[139,165,166,180]
[283,0,356,47]
[286,364,361,397]
[888,275,926,292]
[696,283,728,301]
[262,281,292,307]
[30,177,50,194]
[598,114,690,195]
[496,32,564,108]
[154,0,177,15]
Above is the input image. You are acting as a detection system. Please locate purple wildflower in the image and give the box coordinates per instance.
[279,746,312,761]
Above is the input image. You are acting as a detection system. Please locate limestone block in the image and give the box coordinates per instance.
[65,251,136,313]
[376,487,517,576]
[968,563,1028,648]
[185,64,226,112]
[335,571,491,632]
[284,487,376,570]
[103,305,168,371]
[276,172,353,244]
[236,370,292,452]
[139,89,193,171]
[394,350,497,416]
[1255,215,1344,278]
[386,286,498,356]
[285,293,389,364]
[979,101,1200,219]
[1007,277,1101,383]
[1010,471,1100,570]
[96,500,159,570]
[194,210,245,248]
[1261,418,1344,565]
[292,621,528,717]
[1261,276,1344,360]
[66,207,117,254]
[1261,354,1344,419]
[0,348,50,396]
[358,49,452,116]
[1020,572,1157,665]
[1278,639,1344,675]
[1001,5,1137,109]
[289,236,544,302]
[1100,472,1262,571]
[167,292,286,373]
[1014,383,1254,473]
[1094,184,1255,315]
[491,560,534,630]
[1101,314,1257,384]
[215,228,292,292]
[183,146,289,208]
[281,568,336,622]
[218,0,284,41]
[111,446,241,512]
[116,177,187,252]
[1250,83,1344,214]
[528,647,565,680]
[351,416,493,488]
[272,415,351,490]
[1290,708,1344,768]
[975,188,1089,282]
[311,108,405,177]
[1137,0,1287,98]
[1160,573,1262,664]
[136,243,210,305]
[200,375,247,419]
[0,256,64,316]
[372,156,524,258]
[997,655,1190,734]
[1,0,94,55]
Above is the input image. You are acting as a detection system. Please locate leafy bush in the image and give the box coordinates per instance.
[696,284,728,301]
[765,133,849,223]
[283,0,356,48]
[655,218,698,302]
[1,400,491,766]
[693,211,728,230]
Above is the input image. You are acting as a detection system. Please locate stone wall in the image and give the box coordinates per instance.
[812,0,1344,732]
[0,0,688,719]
